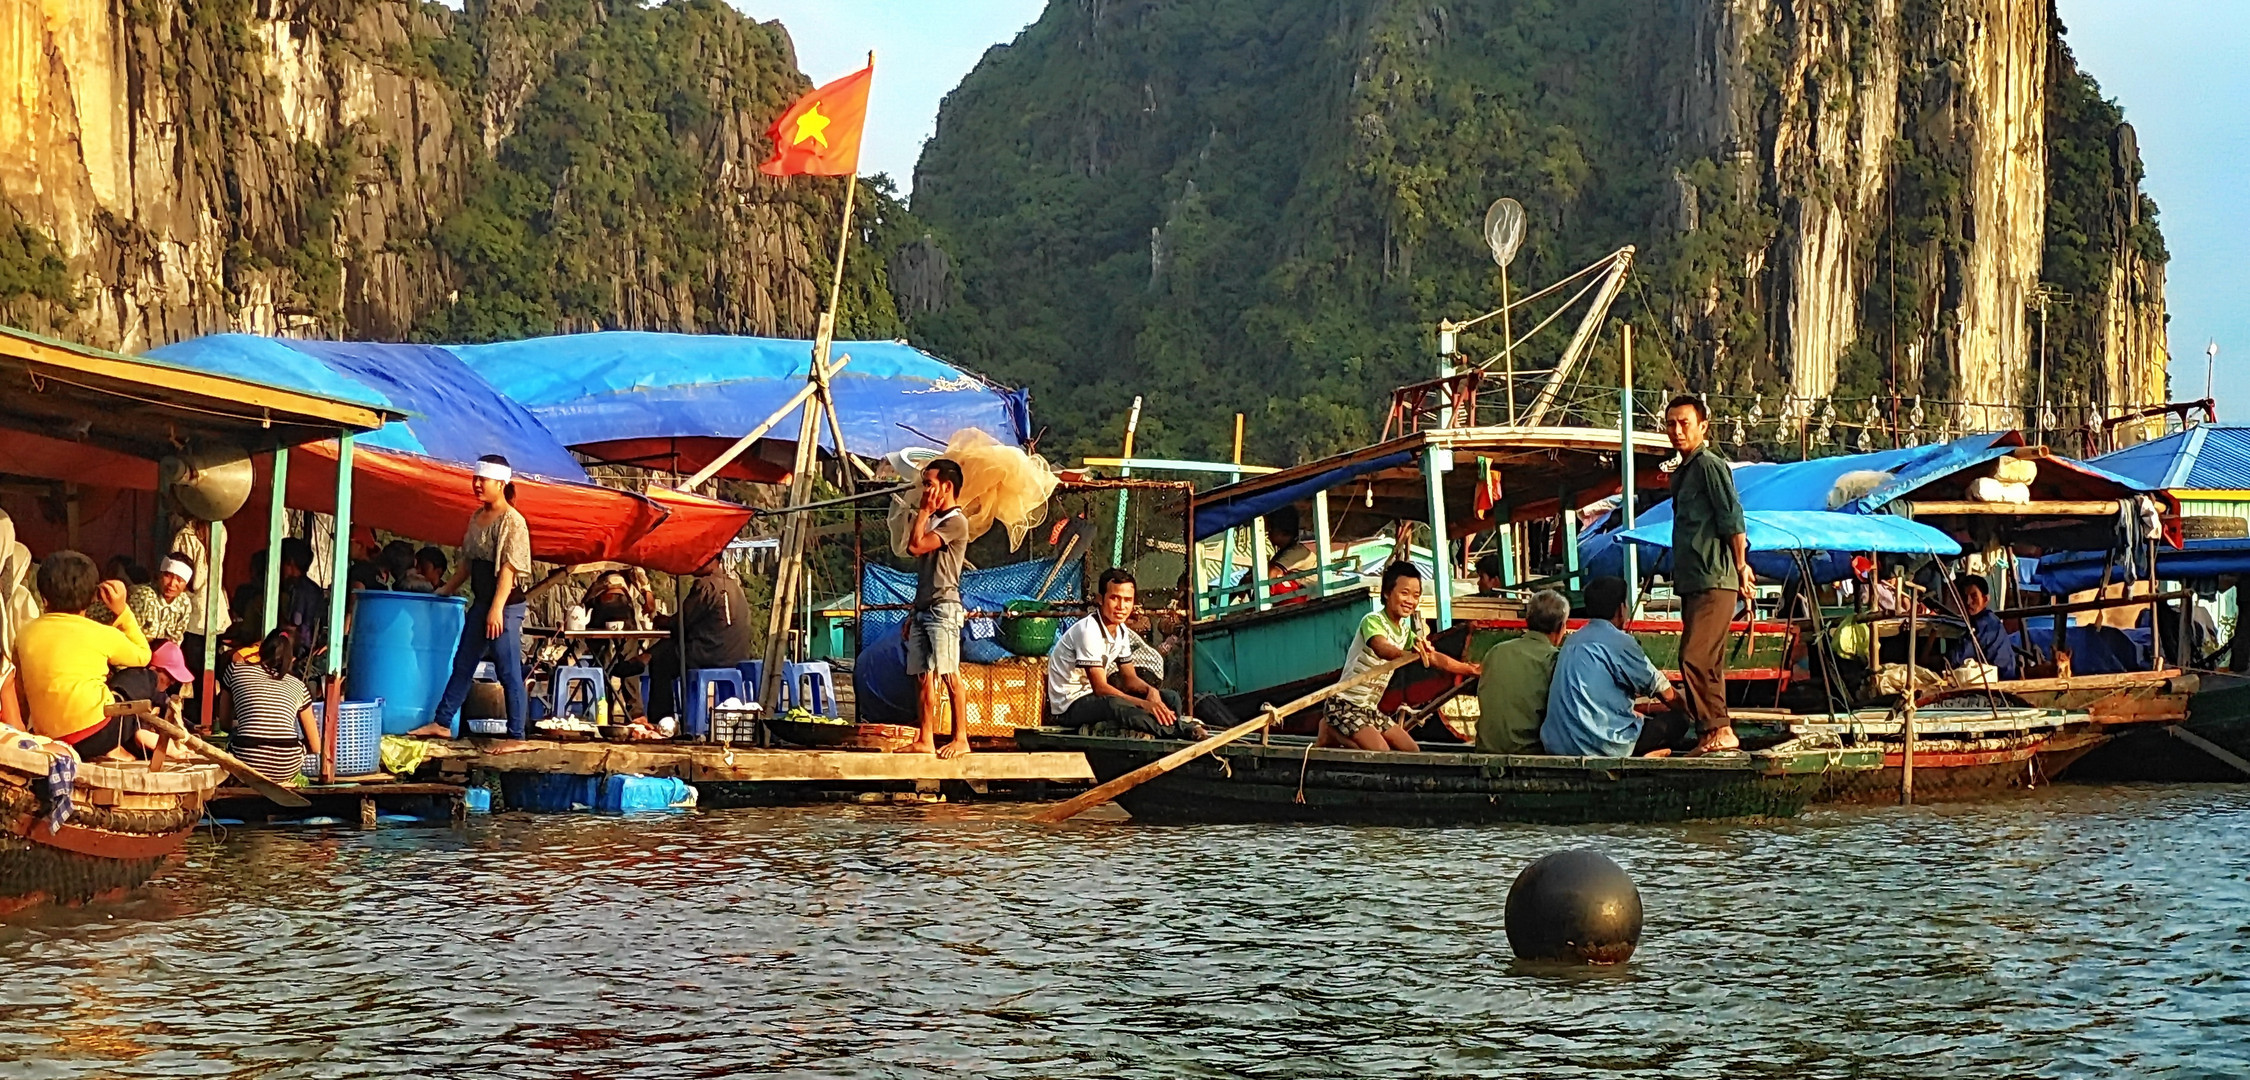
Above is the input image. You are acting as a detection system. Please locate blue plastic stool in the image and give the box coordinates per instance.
[735,660,766,702]
[552,665,606,720]
[682,668,746,738]
[784,661,838,718]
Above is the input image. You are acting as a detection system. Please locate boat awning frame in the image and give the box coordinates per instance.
[1193,426,1674,541]
[0,324,391,463]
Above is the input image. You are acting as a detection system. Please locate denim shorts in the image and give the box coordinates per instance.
[905,600,964,676]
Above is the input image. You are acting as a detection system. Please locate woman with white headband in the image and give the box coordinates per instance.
[434,454,534,738]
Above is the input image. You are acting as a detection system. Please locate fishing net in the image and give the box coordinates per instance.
[887,429,1059,555]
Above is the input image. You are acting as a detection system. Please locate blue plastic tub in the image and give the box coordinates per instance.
[346,591,467,735]
[308,699,383,776]
[500,772,600,813]
[598,775,696,813]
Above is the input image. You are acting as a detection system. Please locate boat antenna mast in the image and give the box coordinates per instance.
[1437,218,1635,427]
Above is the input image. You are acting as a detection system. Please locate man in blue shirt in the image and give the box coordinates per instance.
[1948,573,2018,680]
[1543,576,1689,758]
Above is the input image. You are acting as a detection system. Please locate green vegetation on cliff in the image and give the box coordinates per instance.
[910,0,2168,463]
[418,0,906,344]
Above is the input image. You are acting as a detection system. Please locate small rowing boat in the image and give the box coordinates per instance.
[1741,706,2107,804]
[0,733,224,914]
[1015,727,1878,825]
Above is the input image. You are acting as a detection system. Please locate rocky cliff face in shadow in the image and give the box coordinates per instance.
[909,0,2169,460]
[0,0,899,353]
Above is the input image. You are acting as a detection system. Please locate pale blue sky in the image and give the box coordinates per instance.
[734,0,2242,418]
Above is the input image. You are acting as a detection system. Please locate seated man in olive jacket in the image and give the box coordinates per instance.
[1475,589,1570,754]
[646,558,755,720]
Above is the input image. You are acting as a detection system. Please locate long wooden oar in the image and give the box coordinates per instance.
[113,703,313,808]
[1034,653,1415,823]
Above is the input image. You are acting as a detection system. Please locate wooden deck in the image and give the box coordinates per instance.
[422,739,1095,784]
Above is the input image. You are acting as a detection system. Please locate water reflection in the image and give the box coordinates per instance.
[2,784,2246,1077]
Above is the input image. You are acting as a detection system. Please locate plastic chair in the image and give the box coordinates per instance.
[552,665,606,720]
[784,660,838,718]
[682,668,746,738]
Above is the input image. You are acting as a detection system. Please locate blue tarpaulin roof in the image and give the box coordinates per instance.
[145,334,590,481]
[448,332,1031,458]
[1580,436,2014,582]
[1580,434,2162,582]
[2036,537,2250,594]
[1193,451,1417,541]
[1620,512,1961,556]
[2093,425,2250,492]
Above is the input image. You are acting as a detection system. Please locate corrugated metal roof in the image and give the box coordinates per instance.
[2094,424,2250,491]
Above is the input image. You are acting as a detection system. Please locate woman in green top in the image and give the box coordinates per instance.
[1319,563,1480,752]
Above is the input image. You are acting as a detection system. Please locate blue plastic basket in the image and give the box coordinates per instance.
[310,698,384,776]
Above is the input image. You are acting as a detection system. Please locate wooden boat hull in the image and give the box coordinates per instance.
[1016,728,1878,825]
[1815,730,2108,804]
[0,739,221,913]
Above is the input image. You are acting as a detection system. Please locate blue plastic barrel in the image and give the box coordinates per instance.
[346,592,468,735]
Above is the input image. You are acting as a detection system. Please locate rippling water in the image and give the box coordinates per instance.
[3,783,2247,1078]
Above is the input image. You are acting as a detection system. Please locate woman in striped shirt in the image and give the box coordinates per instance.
[222,627,319,783]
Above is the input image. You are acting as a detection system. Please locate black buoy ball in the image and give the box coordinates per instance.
[1504,849,1643,964]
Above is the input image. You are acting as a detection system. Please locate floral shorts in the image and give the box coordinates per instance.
[1326,698,1402,737]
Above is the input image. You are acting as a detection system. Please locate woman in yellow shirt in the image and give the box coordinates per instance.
[13,551,157,759]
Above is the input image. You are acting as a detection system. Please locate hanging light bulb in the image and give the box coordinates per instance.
[1816,399,1835,445]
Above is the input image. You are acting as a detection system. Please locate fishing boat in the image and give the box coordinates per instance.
[0,734,224,913]
[1188,421,1674,720]
[1015,727,1878,825]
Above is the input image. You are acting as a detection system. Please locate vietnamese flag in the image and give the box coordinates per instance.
[761,64,873,177]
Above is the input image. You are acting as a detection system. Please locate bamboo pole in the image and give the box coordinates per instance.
[1034,654,1415,823]
[680,365,845,491]
[759,158,861,714]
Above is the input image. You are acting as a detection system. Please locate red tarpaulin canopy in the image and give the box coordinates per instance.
[253,444,750,574]
[0,428,745,575]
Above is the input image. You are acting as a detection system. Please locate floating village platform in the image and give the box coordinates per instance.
[206,739,1097,825]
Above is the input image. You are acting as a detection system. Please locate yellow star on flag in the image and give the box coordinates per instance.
[792,104,831,148]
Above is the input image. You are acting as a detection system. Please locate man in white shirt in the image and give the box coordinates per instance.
[1046,568,1206,739]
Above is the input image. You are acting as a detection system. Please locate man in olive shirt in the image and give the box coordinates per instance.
[1663,394,1752,755]
[1475,589,1570,753]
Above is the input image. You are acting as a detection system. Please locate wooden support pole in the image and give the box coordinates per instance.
[1425,445,1453,628]
[196,520,226,735]
[263,445,289,633]
[1111,396,1142,569]
[760,164,862,715]
[323,432,354,779]
[1900,567,1916,806]
[1620,324,1640,615]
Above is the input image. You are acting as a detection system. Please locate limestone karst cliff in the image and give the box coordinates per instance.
[0,0,904,354]
[910,0,2169,461]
